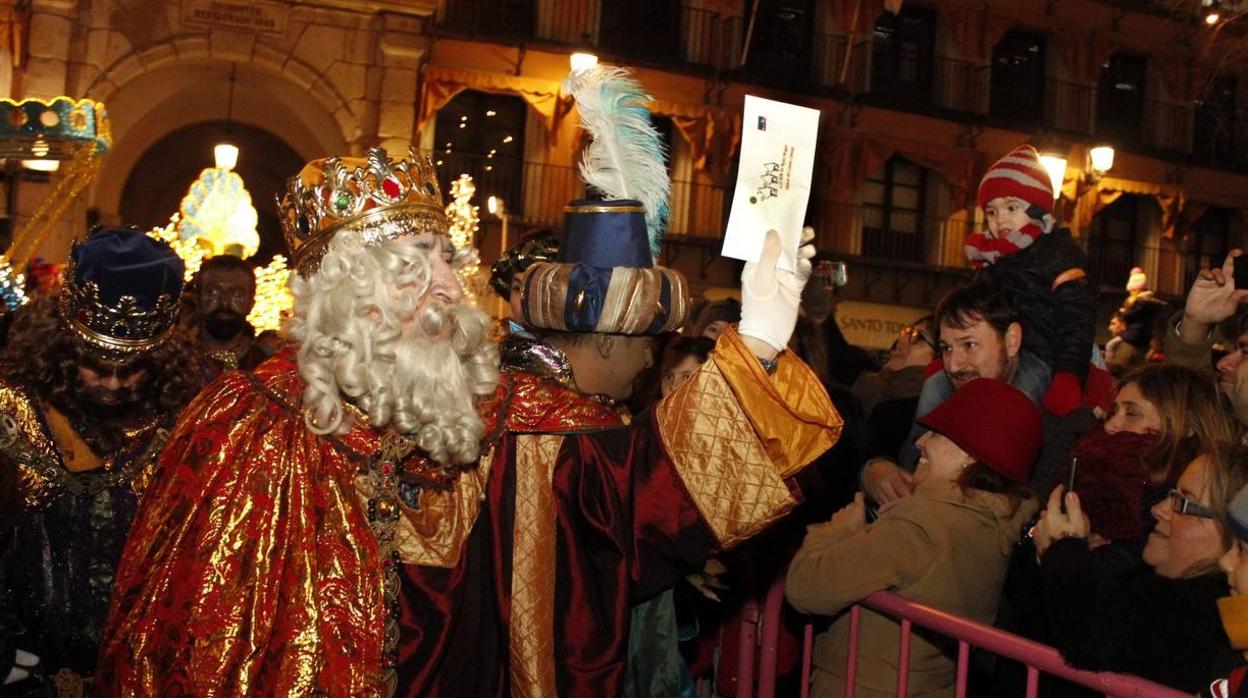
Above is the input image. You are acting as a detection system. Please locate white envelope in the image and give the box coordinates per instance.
[721,95,821,272]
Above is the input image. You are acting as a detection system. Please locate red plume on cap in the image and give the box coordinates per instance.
[917,378,1043,484]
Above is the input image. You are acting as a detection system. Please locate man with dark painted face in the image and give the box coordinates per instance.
[0,227,201,694]
[193,254,265,374]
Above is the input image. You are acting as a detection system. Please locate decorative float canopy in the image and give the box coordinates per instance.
[0,97,112,270]
[0,97,111,160]
[178,166,261,259]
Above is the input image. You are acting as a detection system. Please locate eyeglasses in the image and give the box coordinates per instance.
[900,326,936,352]
[1169,489,1216,519]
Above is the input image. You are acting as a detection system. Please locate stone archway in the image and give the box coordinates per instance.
[84,55,354,231]
[119,121,304,263]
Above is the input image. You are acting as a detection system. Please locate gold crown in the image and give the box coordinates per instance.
[279,147,449,275]
[57,257,180,360]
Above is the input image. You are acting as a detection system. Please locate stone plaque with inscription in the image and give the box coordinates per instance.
[181,0,289,34]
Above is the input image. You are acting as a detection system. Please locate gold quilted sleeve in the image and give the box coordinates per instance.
[655,326,841,548]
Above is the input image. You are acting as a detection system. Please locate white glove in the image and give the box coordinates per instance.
[739,227,816,352]
[4,649,38,685]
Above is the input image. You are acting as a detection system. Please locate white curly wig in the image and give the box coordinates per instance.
[289,233,499,466]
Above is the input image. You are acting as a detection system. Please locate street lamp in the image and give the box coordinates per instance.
[570,52,598,73]
[214,143,239,171]
[488,194,509,260]
[1038,153,1068,200]
[1088,145,1115,179]
[20,159,58,172]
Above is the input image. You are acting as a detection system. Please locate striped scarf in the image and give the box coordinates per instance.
[964,209,1055,269]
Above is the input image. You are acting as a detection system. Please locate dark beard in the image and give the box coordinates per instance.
[204,310,248,340]
[53,385,147,454]
[947,345,1015,386]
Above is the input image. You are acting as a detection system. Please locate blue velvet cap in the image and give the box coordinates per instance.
[519,199,688,335]
[558,199,653,268]
[69,227,184,307]
[59,227,185,358]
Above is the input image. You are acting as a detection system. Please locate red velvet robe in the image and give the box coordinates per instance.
[97,328,840,696]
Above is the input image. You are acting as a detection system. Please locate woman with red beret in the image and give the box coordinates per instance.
[786,378,1042,697]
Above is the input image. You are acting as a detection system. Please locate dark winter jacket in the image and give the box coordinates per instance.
[1121,296,1168,349]
[1040,536,1230,693]
[977,228,1095,382]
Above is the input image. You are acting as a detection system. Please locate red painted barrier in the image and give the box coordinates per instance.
[745,573,1190,698]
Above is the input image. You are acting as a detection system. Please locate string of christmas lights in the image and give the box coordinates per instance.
[147,214,208,282]
[445,174,484,300]
[248,255,293,333]
[0,257,28,311]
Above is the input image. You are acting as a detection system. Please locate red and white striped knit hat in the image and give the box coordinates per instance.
[976,144,1055,213]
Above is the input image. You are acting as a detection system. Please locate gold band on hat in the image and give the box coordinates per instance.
[562,203,646,214]
[520,262,689,335]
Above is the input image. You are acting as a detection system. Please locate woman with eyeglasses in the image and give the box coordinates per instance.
[851,316,938,465]
[1031,443,1248,693]
[1058,364,1239,572]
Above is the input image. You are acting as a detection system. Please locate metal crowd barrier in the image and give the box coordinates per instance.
[732,573,1190,698]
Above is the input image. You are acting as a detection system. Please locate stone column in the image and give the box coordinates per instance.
[11,0,82,263]
[375,12,427,154]
[24,0,76,99]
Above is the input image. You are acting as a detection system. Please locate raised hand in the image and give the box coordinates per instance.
[739,227,816,358]
[1180,250,1248,344]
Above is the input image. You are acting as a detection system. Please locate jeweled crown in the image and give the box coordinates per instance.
[279,147,449,275]
[57,227,184,360]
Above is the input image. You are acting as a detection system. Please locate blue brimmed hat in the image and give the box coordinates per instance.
[519,199,688,335]
[518,65,689,335]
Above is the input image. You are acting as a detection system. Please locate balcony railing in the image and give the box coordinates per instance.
[676,6,742,71]
[811,202,975,268]
[431,152,729,238]
[431,154,581,227]
[810,34,868,94]
[435,0,742,72]
[1044,79,1096,135]
[1143,99,1194,154]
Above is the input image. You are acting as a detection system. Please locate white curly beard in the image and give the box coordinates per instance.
[289,234,500,466]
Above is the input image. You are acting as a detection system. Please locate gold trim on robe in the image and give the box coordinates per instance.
[353,450,490,569]
[509,433,564,698]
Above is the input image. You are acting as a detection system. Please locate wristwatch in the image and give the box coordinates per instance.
[758,356,779,374]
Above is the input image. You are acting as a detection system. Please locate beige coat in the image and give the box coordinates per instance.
[786,479,1039,698]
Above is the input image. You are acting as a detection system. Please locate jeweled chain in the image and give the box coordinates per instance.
[366,431,417,696]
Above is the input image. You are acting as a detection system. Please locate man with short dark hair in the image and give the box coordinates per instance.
[861,280,1091,504]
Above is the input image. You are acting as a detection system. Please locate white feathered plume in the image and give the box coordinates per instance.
[563,65,670,260]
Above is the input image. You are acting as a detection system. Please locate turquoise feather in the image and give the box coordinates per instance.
[563,65,670,260]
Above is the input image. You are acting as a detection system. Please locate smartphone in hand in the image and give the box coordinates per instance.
[1061,457,1078,513]
[1234,254,1248,289]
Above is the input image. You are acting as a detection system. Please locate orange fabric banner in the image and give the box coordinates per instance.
[819,132,977,208]
[651,98,742,174]
[418,65,570,138]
